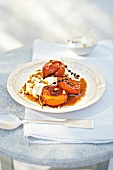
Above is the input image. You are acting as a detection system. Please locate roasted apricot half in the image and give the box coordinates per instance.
[42,60,65,78]
[41,85,68,106]
[57,77,80,94]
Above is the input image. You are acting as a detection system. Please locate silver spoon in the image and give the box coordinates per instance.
[80,27,92,41]
[0,112,94,130]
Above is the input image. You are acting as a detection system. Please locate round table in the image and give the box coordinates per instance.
[0,45,112,170]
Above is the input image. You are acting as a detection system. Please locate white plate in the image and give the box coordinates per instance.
[7,58,106,113]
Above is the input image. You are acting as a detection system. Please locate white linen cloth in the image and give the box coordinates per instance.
[24,39,113,144]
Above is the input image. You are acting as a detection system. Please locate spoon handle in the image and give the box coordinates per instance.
[81,27,92,38]
[22,119,94,129]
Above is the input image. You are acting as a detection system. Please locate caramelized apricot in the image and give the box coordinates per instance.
[41,85,68,106]
[57,77,80,94]
[42,60,65,78]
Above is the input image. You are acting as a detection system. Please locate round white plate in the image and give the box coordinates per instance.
[7,58,106,113]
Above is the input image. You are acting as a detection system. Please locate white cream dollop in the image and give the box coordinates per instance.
[25,76,57,98]
[45,77,57,85]
[32,83,45,97]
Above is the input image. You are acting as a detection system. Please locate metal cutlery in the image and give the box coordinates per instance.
[0,112,94,130]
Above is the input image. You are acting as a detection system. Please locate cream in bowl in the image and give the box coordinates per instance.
[68,36,97,56]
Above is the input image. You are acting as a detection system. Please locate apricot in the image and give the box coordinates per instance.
[41,85,68,106]
[57,77,80,94]
[42,60,65,78]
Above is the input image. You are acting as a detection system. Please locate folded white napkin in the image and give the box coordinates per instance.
[24,39,113,144]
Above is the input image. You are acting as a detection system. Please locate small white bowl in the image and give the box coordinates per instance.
[68,36,97,56]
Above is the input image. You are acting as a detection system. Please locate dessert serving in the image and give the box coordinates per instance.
[7,58,106,113]
[19,60,87,108]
